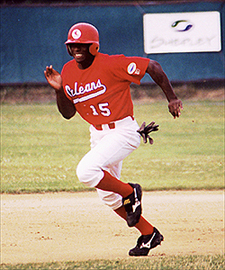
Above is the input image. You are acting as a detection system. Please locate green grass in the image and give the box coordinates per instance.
[1,101,224,193]
[1,255,224,269]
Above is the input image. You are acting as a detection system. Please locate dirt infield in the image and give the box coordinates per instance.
[1,190,224,265]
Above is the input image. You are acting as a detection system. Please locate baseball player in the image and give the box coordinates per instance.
[44,22,183,256]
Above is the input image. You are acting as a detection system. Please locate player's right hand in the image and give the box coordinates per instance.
[44,65,63,92]
[168,99,183,119]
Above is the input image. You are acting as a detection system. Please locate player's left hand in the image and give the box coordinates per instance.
[44,65,63,92]
[168,99,183,119]
[137,121,159,144]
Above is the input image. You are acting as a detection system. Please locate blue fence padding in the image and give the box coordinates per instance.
[0,2,224,84]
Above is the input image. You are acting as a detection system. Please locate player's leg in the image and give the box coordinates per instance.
[94,152,163,256]
[95,157,157,247]
[115,205,164,256]
[77,137,141,226]
[76,119,140,194]
[95,170,133,197]
[97,187,163,256]
[96,162,125,210]
[97,163,158,235]
[95,171,143,227]
[76,119,142,226]
[76,131,139,193]
[97,187,155,235]
[114,206,154,235]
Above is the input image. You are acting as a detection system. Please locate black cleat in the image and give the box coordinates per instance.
[129,227,164,256]
[122,183,142,227]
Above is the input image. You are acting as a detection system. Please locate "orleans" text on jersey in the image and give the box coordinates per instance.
[65,79,107,104]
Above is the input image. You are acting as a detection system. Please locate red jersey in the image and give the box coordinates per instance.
[61,53,149,125]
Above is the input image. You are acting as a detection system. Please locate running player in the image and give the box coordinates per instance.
[44,22,183,256]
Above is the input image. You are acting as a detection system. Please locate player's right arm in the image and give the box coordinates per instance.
[44,65,76,119]
[146,60,183,119]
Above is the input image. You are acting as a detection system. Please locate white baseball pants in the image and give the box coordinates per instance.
[76,116,141,210]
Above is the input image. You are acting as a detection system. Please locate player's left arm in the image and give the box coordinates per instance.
[146,60,183,118]
[44,65,76,119]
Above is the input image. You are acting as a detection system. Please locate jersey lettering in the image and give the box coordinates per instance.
[65,79,106,104]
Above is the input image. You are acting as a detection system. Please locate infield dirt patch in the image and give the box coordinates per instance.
[1,190,224,265]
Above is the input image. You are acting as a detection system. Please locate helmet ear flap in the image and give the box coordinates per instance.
[89,43,99,56]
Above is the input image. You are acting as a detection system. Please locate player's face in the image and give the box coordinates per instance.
[69,43,94,69]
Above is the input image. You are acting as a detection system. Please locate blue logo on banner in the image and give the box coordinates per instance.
[171,20,193,32]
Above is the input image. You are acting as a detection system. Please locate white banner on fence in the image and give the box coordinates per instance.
[143,11,221,54]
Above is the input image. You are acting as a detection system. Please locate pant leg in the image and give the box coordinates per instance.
[76,118,140,188]
[96,161,123,210]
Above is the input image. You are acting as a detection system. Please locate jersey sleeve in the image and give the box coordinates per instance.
[109,55,150,85]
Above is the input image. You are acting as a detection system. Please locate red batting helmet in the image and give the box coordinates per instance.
[65,22,99,56]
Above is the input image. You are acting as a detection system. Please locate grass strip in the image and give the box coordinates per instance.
[1,255,224,270]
